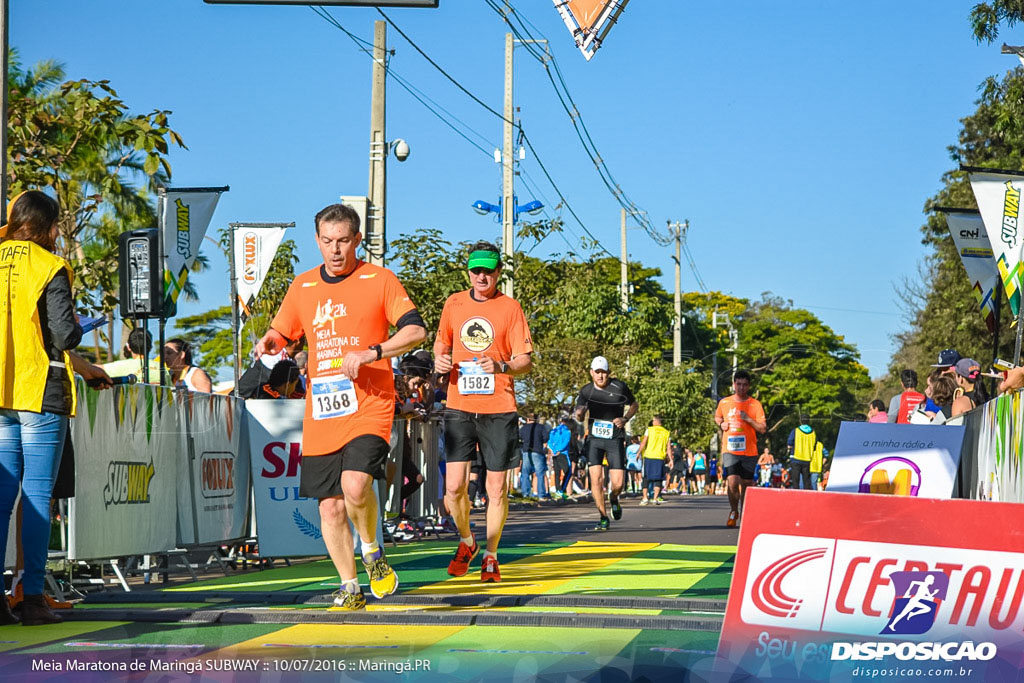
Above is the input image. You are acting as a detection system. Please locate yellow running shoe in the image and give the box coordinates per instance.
[363,548,399,599]
[331,589,366,611]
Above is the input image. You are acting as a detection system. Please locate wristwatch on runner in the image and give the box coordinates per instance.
[498,360,508,374]
[370,344,383,361]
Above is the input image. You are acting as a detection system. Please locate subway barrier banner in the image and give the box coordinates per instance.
[715,488,1024,682]
[975,392,1024,503]
[246,399,327,557]
[827,422,964,499]
[944,209,999,333]
[69,383,180,559]
[968,169,1024,317]
[176,392,249,546]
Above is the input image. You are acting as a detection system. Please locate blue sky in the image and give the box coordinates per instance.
[13,1,1014,379]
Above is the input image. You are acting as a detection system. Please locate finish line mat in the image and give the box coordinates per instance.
[0,541,734,679]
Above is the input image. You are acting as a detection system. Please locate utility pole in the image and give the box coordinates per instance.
[620,208,629,312]
[501,31,515,297]
[668,220,687,367]
[712,310,720,403]
[365,20,387,266]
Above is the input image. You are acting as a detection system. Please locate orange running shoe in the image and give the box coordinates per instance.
[481,555,501,583]
[447,540,479,577]
[726,510,739,527]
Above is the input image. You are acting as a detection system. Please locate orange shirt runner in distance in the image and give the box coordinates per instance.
[272,261,416,456]
[715,395,766,457]
[436,290,533,414]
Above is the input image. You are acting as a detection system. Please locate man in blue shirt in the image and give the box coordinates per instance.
[546,416,573,499]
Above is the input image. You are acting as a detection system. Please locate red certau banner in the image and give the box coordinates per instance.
[716,488,1024,682]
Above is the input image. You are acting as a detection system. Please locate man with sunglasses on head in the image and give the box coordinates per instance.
[434,242,533,583]
[575,356,638,531]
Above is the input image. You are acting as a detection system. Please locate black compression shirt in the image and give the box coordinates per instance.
[575,379,636,440]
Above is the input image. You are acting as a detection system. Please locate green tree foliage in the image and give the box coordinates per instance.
[7,53,186,359]
[386,228,870,452]
[970,1,1024,43]
[885,67,1024,396]
[175,231,299,375]
[736,295,873,453]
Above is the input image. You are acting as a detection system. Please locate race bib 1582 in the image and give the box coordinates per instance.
[458,361,494,395]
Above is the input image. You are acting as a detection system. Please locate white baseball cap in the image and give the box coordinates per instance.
[590,356,609,372]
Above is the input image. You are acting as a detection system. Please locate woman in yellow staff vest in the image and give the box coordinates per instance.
[0,191,85,626]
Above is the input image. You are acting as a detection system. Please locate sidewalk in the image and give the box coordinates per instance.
[2,495,737,680]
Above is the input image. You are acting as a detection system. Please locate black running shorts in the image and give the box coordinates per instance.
[587,437,626,470]
[299,435,390,499]
[444,409,518,472]
[723,454,758,481]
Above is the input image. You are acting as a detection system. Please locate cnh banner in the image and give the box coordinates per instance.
[716,488,1024,682]
[233,224,289,325]
[943,209,1000,333]
[161,187,227,309]
[967,167,1024,317]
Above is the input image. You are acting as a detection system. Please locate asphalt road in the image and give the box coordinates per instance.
[494,491,740,546]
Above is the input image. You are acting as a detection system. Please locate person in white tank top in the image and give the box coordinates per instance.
[163,338,213,392]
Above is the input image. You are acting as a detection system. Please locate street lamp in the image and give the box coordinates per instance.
[469,195,543,224]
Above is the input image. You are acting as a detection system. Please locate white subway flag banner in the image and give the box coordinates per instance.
[968,171,1024,317]
[233,225,288,324]
[162,189,224,308]
[946,211,1000,332]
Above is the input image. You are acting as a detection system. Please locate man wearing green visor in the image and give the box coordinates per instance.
[434,241,533,583]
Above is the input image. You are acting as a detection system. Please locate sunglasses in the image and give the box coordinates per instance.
[470,267,496,275]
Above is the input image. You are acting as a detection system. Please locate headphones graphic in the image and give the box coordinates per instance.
[858,456,922,496]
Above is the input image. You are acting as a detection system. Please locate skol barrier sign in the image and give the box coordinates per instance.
[716,488,1024,682]
[245,399,327,557]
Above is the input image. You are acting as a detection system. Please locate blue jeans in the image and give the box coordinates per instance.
[520,451,547,497]
[810,472,821,490]
[0,409,68,595]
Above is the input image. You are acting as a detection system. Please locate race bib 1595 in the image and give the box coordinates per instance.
[592,419,615,439]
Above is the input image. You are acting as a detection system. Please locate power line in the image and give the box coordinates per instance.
[376,8,510,123]
[371,9,618,260]
[314,6,618,261]
[487,0,672,248]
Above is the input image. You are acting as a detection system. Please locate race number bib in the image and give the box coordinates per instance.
[311,374,359,420]
[726,434,747,453]
[457,361,494,395]
[592,420,615,439]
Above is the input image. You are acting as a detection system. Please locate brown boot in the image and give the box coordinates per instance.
[0,594,18,625]
[19,594,62,626]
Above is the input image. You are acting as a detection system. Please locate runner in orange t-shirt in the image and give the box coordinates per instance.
[434,241,533,583]
[714,369,766,528]
[254,203,426,611]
